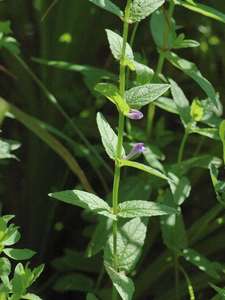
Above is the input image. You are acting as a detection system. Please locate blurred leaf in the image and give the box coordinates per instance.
[130,0,165,23]
[125,84,170,108]
[210,284,225,299]
[53,273,93,292]
[182,248,222,279]
[105,264,135,300]
[97,112,125,160]
[168,172,191,206]
[22,294,42,300]
[104,218,147,272]
[3,249,35,260]
[86,293,99,300]
[0,258,11,277]
[89,0,123,18]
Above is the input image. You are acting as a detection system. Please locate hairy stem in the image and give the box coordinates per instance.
[112,1,132,299]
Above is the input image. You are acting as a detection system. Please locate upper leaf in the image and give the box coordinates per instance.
[97,112,126,160]
[130,0,165,23]
[118,200,176,218]
[88,0,123,18]
[105,264,135,300]
[49,190,115,219]
[106,29,134,69]
[104,218,147,272]
[126,84,170,108]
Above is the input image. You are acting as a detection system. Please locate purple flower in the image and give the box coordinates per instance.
[127,109,143,120]
[125,143,146,160]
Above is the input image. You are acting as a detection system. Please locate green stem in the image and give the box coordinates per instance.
[179,265,196,300]
[175,255,180,300]
[112,1,132,299]
[177,129,189,163]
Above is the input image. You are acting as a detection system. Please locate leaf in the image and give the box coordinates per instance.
[125,84,170,108]
[143,145,165,172]
[219,120,225,164]
[3,248,36,260]
[2,225,21,246]
[0,139,19,160]
[0,21,12,34]
[0,258,11,277]
[182,248,221,279]
[169,79,191,126]
[22,294,42,300]
[177,0,225,24]
[166,52,219,108]
[106,29,134,68]
[89,0,123,18]
[119,159,169,181]
[134,61,154,85]
[95,83,130,114]
[167,173,191,206]
[190,126,219,140]
[86,218,112,257]
[86,293,99,300]
[210,284,225,299]
[53,273,93,292]
[105,264,135,300]
[118,200,176,218]
[104,218,147,272]
[150,10,176,49]
[160,191,188,252]
[130,0,165,23]
[49,190,115,220]
[173,33,200,49]
[97,112,125,160]
[155,97,179,114]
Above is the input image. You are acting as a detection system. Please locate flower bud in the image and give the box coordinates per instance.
[125,143,145,160]
[127,109,143,120]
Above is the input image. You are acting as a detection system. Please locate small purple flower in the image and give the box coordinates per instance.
[127,109,143,120]
[125,143,146,160]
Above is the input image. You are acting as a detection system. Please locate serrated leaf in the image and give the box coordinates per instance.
[105,264,135,300]
[97,112,125,160]
[182,248,221,279]
[125,83,170,108]
[95,83,130,114]
[170,79,191,126]
[119,159,169,181]
[53,273,93,292]
[49,190,115,219]
[3,248,35,260]
[104,218,147,272]
[177,0,225,24]
[106,29,134,67]
[166,52,218,109]
[150,10,176,49]
[118,200,176,218]
[130,0,165,23]
[89,0,123,18]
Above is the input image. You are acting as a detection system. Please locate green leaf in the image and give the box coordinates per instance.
[190,126,219,140]
[0,21,12,34]
[160,191,188,252]
[168,173,191,206]
[210,284,225,299]
[106,29,134,68]
[86,293,99,300]
[182,248,221,279]
[173,33,200,49]
[119,159,169,181]
[0,139,20,160]
[53,273,93,292]
[166,52,218,108]
[177,0,225,24]
[118,200,176,218]
[150,10,176,49]
[3,248,35,260]
[0,258,11,277]
[104,218,147,272]
[170,79,191,126]
[97,112,125,160]
[130,0,165,23]
[95,83,130,114]
[49,190,115,220]
[12,263,27,296]
[22,294,42,300]
[2,225,21,246]
[155,97,179,114]
[125,84,170,108]
[89,0,123,18]
[105,264,135,300]
[134,61,154,85]
[143,145,165,172]
[219,120,225,164]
